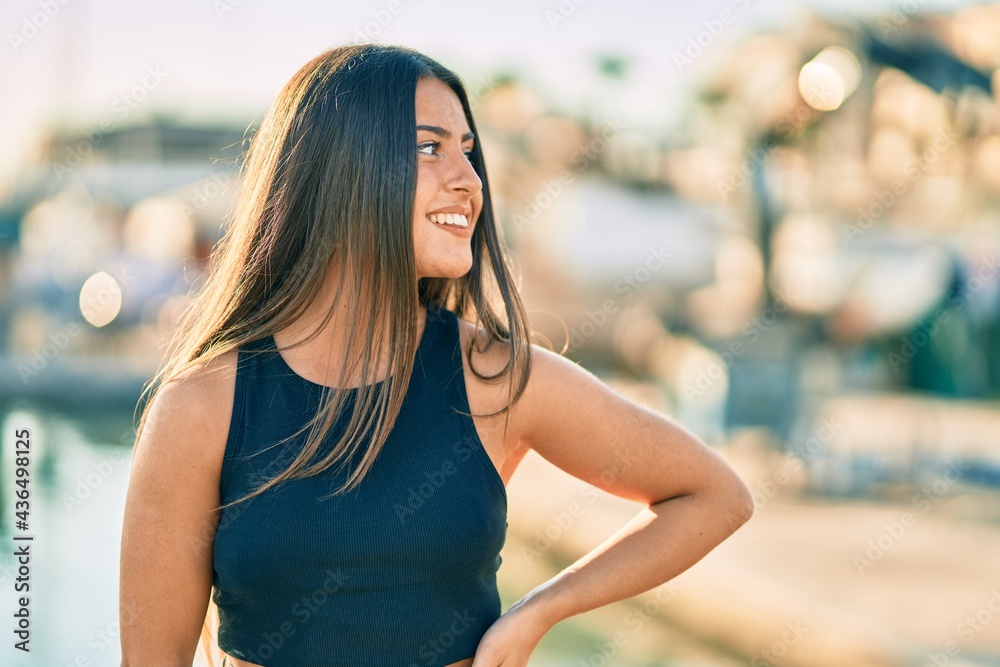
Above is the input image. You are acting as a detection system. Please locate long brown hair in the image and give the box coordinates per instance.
[128,42,531,666]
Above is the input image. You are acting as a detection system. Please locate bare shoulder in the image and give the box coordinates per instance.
[454,316,515,383]
[506,340,608,440]
[507,338,752,508]
[455,316,517,404]
[455,315,610,423]
[120,346,241,664]
[457,313,751,510]
[454,317,590,450]
[131,347,240,485]
[454,317,534,456]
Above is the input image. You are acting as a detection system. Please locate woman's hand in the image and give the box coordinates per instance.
[470,597,555,667]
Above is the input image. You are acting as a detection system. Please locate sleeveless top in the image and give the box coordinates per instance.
[211,304,508,666]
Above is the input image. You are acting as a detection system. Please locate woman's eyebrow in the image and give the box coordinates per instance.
[416,124,475,142]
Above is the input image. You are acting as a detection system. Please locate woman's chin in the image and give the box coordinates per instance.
[420,258,473,280]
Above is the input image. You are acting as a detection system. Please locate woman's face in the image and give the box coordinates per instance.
[412,76,483,280]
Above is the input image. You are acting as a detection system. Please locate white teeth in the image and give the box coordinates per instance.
[427,213,469,228]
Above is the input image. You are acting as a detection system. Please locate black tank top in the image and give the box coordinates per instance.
[212,304,508,666]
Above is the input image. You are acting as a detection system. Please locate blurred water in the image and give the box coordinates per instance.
[0,404,132,667]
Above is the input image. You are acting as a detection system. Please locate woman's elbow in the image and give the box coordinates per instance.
[715,469,755,534]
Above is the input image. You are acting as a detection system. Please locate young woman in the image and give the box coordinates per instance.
[118,43,753,667]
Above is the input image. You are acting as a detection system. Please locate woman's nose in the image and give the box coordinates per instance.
[448,154,482,196]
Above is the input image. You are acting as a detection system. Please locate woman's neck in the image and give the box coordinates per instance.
[271,297,427,388]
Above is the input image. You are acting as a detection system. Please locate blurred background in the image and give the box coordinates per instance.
[2,0,999,665]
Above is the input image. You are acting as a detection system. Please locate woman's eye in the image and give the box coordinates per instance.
[417,141,474,159]
[418,141,440,155]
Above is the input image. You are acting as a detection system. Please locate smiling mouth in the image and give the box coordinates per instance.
[427,212,470,228]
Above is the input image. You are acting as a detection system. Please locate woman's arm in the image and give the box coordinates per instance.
[506,343,754,630]
[119,353,236,666]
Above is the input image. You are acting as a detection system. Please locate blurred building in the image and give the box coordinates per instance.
[0,117,245,406]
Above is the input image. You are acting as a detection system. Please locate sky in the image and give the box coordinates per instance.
[0,0,986,189]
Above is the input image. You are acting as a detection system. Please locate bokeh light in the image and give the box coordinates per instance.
[79,270,123,327]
